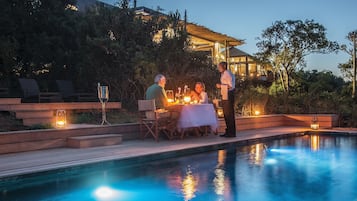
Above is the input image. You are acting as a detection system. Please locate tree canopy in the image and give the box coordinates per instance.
[256,20,339,93]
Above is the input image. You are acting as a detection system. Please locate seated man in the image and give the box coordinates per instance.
[190,82,208,104]
[145,74,168,109]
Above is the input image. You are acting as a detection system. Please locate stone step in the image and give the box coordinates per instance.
[67,134,122,148]
[23,117,54,126]
[15,110,54,119]
[0,98,21,106]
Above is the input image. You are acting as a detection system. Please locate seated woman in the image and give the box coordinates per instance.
[190,82,208,104]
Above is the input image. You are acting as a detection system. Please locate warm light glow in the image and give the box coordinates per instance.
[217,108,224,118]
[249,143,266,166]
[56,121,65,127]
[56,110,66,128]
[310,135,320,151]
[214,150,226,195]
[182,168,198,201]
[311,123,319,130]
[254,110,260,116]
[183,96,191,103]
[167,98,174,103]
[214,168,225,195]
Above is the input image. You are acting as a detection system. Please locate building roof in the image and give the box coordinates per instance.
[186,23,243,46]
[134,7,244,47]
[224,47,252,57]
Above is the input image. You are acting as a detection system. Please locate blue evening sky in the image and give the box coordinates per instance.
[102,0,357,75]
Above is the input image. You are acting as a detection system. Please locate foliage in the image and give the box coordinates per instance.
[256,20,339,94]
[339,30,357,96]
[0,0,215,108]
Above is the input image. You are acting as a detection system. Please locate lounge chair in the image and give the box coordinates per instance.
[0,87,9,97]
[18,78,62,103]
[56,80,97,102]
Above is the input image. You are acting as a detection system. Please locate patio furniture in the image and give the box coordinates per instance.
[18,78,62,103]
[56,80,97,102]
[138,100,178,141]
[167,103,218,138]
[0,87,9,97]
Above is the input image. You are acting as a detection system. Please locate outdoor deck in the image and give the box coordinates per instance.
[0,126,354,179]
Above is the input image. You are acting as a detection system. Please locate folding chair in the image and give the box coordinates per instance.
[138,100,178,141]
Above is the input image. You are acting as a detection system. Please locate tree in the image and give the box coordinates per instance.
[339,30,357,98]
[256,20,339,94]
[0,0,78,89]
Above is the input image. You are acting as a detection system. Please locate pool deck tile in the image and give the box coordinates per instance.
[0,126,355,179]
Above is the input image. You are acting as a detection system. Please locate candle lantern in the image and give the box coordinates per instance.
[56,109,66,128]
[183,96,191,104]
[216,107,224,118]
[310,115,319,130]
[166,90,174,103]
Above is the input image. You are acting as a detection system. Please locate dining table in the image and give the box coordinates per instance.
[167,103,218,138]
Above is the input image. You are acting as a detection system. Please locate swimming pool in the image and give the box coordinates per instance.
[1,134,357,201]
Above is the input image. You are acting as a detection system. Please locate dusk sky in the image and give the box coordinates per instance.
[102,0,357,75]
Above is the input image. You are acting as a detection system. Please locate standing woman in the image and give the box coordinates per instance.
[216,62,236,137]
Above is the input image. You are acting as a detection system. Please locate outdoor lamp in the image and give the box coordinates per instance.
[217,107,224,118]
[56,109,66,128]
[166,90,174,103]
[310,116,319,130]
[254,110,260,116]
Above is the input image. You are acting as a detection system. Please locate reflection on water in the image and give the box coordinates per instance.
[214,150,226,195]
[3,135,357,201]
[181,166,198,201]
[248,143,267,166]
[310,135,320,151]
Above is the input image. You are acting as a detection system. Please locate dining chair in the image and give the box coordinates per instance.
[138,100,178,141]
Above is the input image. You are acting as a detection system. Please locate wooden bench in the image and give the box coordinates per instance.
[67,134,122,148]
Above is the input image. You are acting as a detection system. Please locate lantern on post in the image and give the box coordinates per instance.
[98,83,110,125]
[56,109,66,128]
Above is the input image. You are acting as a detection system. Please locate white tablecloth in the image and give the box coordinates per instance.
[177,104,218,131]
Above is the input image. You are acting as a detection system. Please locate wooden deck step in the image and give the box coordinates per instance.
[15,110,53,119]
[0,98,21,106]
[0,139,65,155]
[67,134,122,148]
[0,102,121,112]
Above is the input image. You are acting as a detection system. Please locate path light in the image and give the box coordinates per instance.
[56,110,66,128]
[254,110,260,116]
[310,115,319,130]
[216,107,224,118]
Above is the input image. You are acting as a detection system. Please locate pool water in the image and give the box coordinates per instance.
[2,134,357,201]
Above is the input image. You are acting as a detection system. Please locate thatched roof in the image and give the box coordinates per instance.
[223,47,252,57]
[134,7,244,47]
[186,23,243,46]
